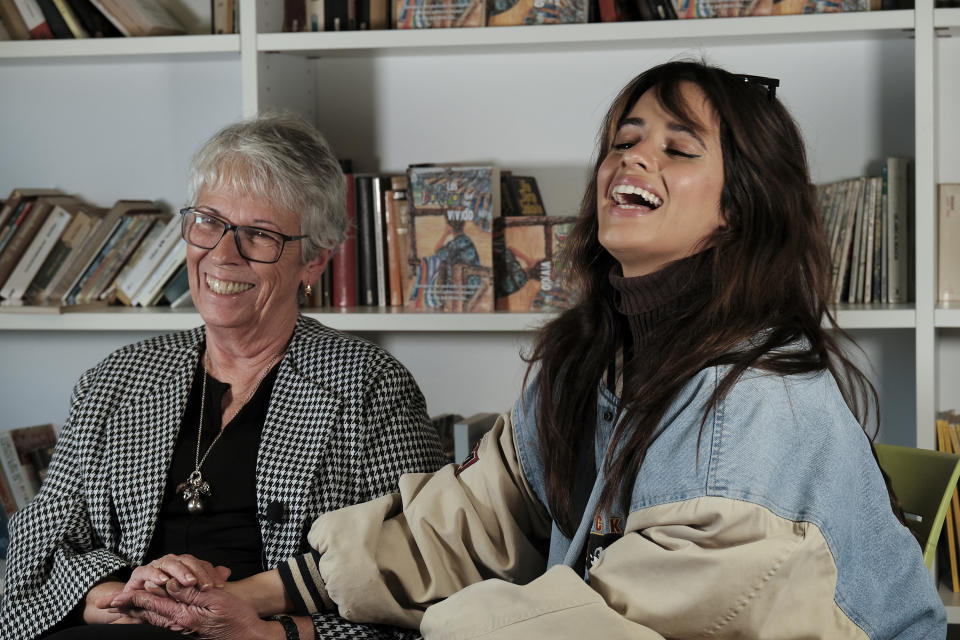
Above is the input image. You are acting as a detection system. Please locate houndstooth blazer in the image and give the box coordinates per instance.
[0,315,447,640]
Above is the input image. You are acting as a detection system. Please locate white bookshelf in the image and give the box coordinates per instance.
[1,0,958,617]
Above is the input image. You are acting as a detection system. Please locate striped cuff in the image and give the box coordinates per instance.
[277,549,335,616]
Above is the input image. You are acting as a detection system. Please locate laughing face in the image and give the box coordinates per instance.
[596,82,725,277]
[187,188,326,341]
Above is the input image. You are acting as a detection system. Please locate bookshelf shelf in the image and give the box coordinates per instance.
[0,34,240,59]
[0,308,551,333]
[256,11,914,56]
[0,306,911,332]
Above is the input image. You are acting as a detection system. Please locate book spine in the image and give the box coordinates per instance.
[51,0,87,36]
[384,189,403,306]
[870,177,883,303]
[331,173,357,307]
[12,0,53,37]
[887,157,910,304]
[0,199,52,290]
[117,214,181,304]
[0,200,33,258]
[354,175,378,306]
[846,179,867,304]
[134,243,186,307]
[87,0,128,35]
[371,175,389,308]
[307,0,324,30]
[0,432,33,509]
[0,205,71,301]
[939,184,960,302]
[0,0,31,39]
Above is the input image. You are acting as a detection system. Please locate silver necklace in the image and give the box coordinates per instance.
[177,351,284,514]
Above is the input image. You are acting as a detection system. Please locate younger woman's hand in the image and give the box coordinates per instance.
[123,554,231,594]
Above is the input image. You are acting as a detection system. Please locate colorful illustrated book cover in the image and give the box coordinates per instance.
[394,0,486,28]
[673,0,863,18]
[487,0,587,25]
[494,215,577,312]
[405,165,499,312]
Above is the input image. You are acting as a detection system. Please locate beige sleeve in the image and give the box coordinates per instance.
[418,496,866,639]
[590,496,867,639]
[305,411,552,628]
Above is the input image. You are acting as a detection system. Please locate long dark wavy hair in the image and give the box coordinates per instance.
[527,60,889,537]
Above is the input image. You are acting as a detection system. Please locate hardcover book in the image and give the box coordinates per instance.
[331,166,358,308]
[355,174,379,306]
[493,215,576,312]
[394,0,485,28]
[505,175,547,216]
[487,0,587,25]
[938,184,960,303]
[405,164,499,312]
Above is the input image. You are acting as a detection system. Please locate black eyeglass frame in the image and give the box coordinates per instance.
[179,207,308,264]
[733,73,780,100]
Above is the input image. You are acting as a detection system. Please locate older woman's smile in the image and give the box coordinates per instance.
[205,274,253,295]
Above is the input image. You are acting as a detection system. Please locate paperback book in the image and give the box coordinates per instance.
[493,215,576,312]
[405,165,499,312]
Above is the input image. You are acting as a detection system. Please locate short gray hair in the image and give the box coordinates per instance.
[187,111,347,263]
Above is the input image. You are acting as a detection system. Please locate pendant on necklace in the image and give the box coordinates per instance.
[176,470,212,514]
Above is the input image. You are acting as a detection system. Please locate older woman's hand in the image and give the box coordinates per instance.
[124,553,231,594]
[110,579,279,640]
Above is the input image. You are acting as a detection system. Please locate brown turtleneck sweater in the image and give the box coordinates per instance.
[608,252,712,351]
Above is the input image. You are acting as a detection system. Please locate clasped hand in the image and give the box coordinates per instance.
[99,554,268,638]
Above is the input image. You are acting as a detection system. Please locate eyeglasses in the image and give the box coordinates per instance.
[734,74,780,100]
[179,207,307,264]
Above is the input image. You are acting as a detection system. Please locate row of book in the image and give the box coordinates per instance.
[314,164,576,313]
[936,414,960,593]
[816,156,913,306]
[0,190,191,311]
[0,0,231,40]
[284,0,878,32]
[0,424,58,559]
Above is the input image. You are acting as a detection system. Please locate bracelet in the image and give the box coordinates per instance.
[276,614,299,640]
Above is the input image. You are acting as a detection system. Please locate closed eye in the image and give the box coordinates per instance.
[667,148,700,159]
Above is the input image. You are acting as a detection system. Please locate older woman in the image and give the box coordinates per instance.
[0,113,447,640]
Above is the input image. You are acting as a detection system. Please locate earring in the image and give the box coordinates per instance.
[303,283,313,298]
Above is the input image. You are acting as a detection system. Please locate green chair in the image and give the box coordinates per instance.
[875,443,960,569]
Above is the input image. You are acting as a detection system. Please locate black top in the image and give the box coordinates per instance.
[146,357,280,581]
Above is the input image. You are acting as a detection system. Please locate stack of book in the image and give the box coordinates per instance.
[0,424,58,561]
[0,0,232,40]
[816,156,913,306]
[937,413,960,592]
[0,189,190,312]
[319,163,577,314]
